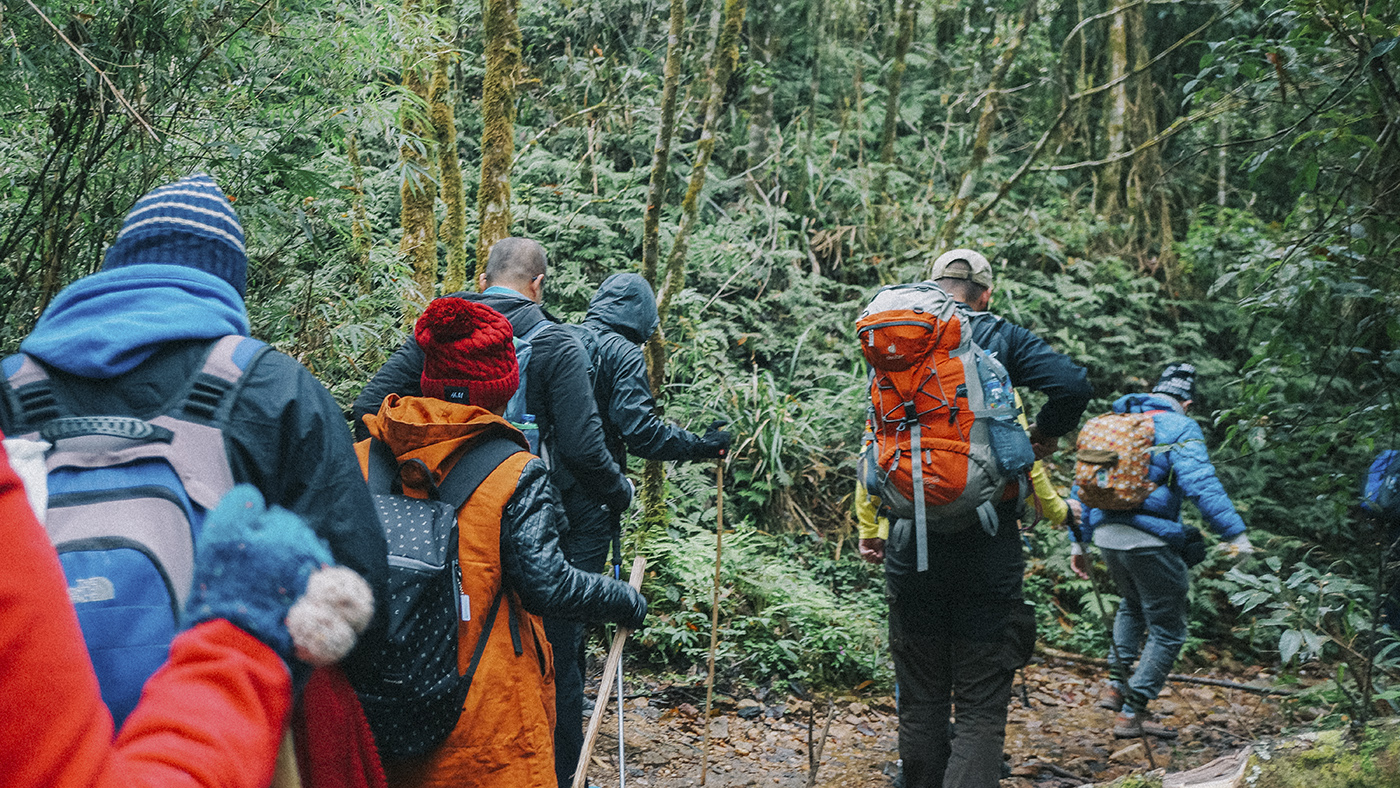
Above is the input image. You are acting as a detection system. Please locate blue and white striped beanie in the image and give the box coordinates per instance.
[102,174,248,296]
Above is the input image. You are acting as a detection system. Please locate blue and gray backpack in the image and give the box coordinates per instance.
[1,335,268,724]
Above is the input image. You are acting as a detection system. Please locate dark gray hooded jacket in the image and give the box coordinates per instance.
[568,273,710,467]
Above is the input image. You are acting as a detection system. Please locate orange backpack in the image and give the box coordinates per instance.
[856,283,1034,570]
[1074,412,1159,510]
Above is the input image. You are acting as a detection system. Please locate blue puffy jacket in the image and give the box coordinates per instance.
[1072,392,1246,547]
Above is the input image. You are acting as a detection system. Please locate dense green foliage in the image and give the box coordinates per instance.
[3,0,1397,701]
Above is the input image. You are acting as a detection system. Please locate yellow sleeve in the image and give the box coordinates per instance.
[1014,390,1068,526]
[1029,459,1068,526]
[856,476,890,540]
[855,425,890,540]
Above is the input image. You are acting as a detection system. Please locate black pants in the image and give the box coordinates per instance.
[891,633,1013,788]
[546,484,622,788]
[885,500,1030,788]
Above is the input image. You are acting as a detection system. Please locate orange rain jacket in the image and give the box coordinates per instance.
[359,395,644,788]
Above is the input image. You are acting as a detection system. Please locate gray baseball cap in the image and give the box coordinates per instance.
[929,249,994,289]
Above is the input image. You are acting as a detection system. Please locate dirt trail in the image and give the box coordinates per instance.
[579,656,1285,788]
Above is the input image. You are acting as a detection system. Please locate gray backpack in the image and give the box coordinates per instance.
[0,335,268,724]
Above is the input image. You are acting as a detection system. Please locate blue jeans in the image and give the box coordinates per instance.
[1100,545,1189,705]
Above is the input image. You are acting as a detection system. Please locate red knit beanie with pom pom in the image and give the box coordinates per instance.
[415,298,519,412]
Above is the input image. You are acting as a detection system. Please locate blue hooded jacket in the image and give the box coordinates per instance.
[1072,392,1246,546]
[17,264,248,378]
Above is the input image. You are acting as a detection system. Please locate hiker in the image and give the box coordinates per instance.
[357,297,647,788]
[1068,363,1254,740]
[0,174,388,727]
[352,238,631,787]
[856,249,1092,788]
[0,435,375,788]
[1362,450,1400,625]
[562,273,729,706]
[566,272,731,575]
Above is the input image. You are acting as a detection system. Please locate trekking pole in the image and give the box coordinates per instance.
[613,539,627,788]
[574,556,647,788]
[700,459,726,786]
[1070,513,1157,770]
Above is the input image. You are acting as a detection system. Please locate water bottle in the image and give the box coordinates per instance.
[514,412,541,455]
[978,353,1035,475]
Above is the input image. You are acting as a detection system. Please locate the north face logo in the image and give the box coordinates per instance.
[69,576,116,604]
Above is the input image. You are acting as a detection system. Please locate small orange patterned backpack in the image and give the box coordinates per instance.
[1074,412,1159,510]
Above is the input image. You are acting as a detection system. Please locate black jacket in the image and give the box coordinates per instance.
[569,273,710,467]
[964,309,1093,437]
[0,338,391,671]
[504,458,645,627]
[351,289,632,513]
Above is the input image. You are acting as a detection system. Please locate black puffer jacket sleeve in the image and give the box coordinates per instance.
[499,458,646,628]
[599,335,709,462]
[527,326,632,512]
[351,336,423,441]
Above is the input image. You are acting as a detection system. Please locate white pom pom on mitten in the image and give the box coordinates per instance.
[285,565,375,667]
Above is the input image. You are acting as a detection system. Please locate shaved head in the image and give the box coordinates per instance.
[482,237,548,288]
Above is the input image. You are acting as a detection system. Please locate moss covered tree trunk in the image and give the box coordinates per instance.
[934,0,1035,254]
[346,130,372,294]
[639,0,748,537]
[433,46,468,294]
[640,0,687,288]
[399,8,438,308]
[797,0,824,210]
[476,0,521,284]
[875,0,915,190]
[745,0,777,194]
[1096,2,1129,221]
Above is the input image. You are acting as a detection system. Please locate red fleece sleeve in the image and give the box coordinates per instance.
[103,621,292,788]
[0,437,291,788]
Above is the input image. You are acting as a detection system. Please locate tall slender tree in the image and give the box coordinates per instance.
[399,3,439,308]
[433,36,468,293]
[640,0,688,289]
[935,0,1036,253]
[640,0,749,535]
[476,0,522,282]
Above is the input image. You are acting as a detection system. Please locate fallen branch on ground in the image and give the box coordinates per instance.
[1036,644,1297,697]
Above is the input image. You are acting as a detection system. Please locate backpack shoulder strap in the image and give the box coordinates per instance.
[519,318,551,343]
[179,336,270,424]
[2,353,62,433]
[572,324,603,388]
[366,438,400,495]
[438,437,527,510]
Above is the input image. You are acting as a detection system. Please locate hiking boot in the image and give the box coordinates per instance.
[1113,710,1178,739]
[1097,684,1124,711]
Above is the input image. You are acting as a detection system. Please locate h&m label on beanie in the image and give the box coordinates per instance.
[444,386,470,404]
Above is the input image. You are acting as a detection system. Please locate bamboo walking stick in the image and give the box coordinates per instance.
[700,459,725,786]
[573,556,646,788]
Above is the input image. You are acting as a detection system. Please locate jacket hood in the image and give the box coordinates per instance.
[1113,392,1186,415]
[363,394,528,478]
[19,264,249,378]
[583,273,658,344]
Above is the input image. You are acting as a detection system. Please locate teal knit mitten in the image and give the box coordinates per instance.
[184,485,372,668]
